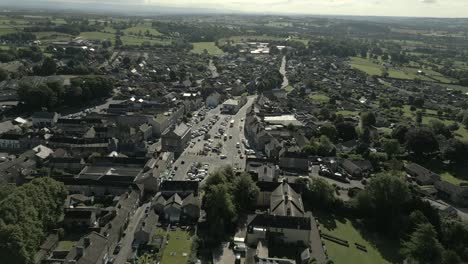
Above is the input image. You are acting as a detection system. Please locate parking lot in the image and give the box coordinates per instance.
[166,96,256,182]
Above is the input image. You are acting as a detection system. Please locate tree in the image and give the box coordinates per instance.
[429,119,452,138]
[0,68,8,81]
[405,128,439,158]
[317,135,336,157]
[303,178,337,210]
[392,125,409,144]
[336,122,358,141]
[361,112,376,127]
[442,250,462,264]
[319,123,338,142]
[382,138,400,158]
[35,57,57,76]
[355,172,410,235]
[203,184,237,243]
[232,173,259,213]
[441,139,467,164]
[401,223,443,264]
[463,113,468,129]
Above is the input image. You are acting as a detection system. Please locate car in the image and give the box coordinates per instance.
[236,142,240,148]
[229,135,233,139]
[220,154,227,159]
[113,243,122,254]
[238,149,242,154]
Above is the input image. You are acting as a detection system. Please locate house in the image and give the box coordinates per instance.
[32,145,53,161]
[152,180,200,223]
[206,92,222,108]
[49,157,85,173]
[63,208,98,228]
[222,96,247,114]
[246,159,279,182]
[0,134,22,152]
[279,152,310,172]
[32,112,59,127]
[405,163,441,185]
[435,181,468,207]
[161,123,191,157]
[134,203,159,244]
[63,232,110,264]
[270,181,305,217]
[256,181,303,207]
[152,192,200,223]
[254,240,295,264]
[246,214,312,246]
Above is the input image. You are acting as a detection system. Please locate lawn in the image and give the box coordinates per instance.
[349,57,382,76]
[191,42,224,55]
[336,110,359,117]
[440,172,468,185]
[318,215,401,264]
[282,85,294,93]
[79,31,114,41]
[123,25,162,36]
[160,228,193,264]
[309,93,330,103]
[56,240,76,251]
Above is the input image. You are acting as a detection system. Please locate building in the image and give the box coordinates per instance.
[222,96,247,114]
[435,181,468,207]
[206,92,222,108]
[32,112,59,127]
[405,163,441,185]
[134,203,159,244]
[161,123,191,157]
[0,134,22,152]
[246,214,312,246]
[270,181,305,217]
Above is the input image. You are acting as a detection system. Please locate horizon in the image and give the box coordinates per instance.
[2,0,468,18]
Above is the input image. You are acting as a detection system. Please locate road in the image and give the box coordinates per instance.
[113,204,147,264]
[279,56,289,89]
[171,95,256,181]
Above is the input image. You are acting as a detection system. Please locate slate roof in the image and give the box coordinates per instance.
[247,214,311,230]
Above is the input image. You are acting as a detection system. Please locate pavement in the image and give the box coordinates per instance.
[171,95,256,181]
[113,204,146,264]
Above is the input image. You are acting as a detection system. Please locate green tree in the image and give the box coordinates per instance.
[304,178,337,210]
[382,138,400,158]
[401,223,443,264]
[0,68,8,81]
[405,128,439,158]
[361,112,376,127]
[232,173,259,213]
[319,123,338,142]
[203,184,237,243]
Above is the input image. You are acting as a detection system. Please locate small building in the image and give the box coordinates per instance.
[134,204,159,244]
[405,163,441,185]
[206,92,222,108]
[161,123,191,157]
[435,181,468,207]
[32,112,59,127]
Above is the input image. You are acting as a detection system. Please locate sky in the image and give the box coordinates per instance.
[5,0,468,18]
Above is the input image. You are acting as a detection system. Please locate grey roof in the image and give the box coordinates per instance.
[65,232,108,264]
[32,111,57,119]
[270,182,304,217]
[247,214,311,230]
[173,123,190,137]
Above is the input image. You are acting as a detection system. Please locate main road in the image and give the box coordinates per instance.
[171,95,257,181]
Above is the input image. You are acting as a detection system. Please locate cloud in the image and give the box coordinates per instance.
[420,0,437,3]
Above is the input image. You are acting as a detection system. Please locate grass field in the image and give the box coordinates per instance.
[349,57,383,76]
[440,172,468,185]
[160,228,193,264]
[318,215,401,264]
[56,240,76,251]
[123,25,162,36]
[283,85,294,92]
[309,93,330,103]
[219,35,308,46]
[336,110,359,117]
[191,42,224,55]
[79,31,114,41]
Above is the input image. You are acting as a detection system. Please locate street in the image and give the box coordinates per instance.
[113,204,147,264]
[171,95,256,181]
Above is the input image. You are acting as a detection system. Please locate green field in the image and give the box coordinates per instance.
[336,110,359,117]
[319,216,400,264]
[283,85,294,93]
[80,31,114,41]
[56,240,76,251]
[191,42,224,55]
[309,93,330,103]
[440,172,468,185]
[123,25,161,36]
[160,228,193,264]
[349,57,383,76]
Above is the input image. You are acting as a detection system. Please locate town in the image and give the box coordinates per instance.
[0,7,467,264]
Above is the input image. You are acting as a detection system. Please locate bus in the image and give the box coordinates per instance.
[230,119,235,127]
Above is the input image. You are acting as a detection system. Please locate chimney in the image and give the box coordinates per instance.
[76,246,84,258]
[84,237,91,247]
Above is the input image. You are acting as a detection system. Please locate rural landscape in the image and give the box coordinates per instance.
[0,2,467,264]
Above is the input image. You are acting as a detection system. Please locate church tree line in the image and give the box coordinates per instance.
[0,178,68,264]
